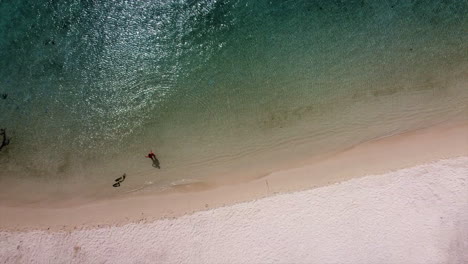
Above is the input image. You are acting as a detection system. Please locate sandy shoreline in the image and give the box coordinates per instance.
[1,156,467,263]
[0,120,467,231]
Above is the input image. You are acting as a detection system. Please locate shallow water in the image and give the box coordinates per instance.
[0,0,467,204]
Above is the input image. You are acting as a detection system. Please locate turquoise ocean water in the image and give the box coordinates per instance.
[0,0,467,204]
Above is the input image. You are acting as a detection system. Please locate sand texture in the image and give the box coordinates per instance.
[1,157,467,263]
[0,121,467,231]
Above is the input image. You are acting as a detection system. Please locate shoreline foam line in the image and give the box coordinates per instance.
[1,157,467,263]
[0,121,467,231]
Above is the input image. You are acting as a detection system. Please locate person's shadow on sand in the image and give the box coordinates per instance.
[152,158,160,169]
[146,151,161,169]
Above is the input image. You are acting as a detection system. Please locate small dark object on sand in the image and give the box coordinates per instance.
[115,174,126,182]
[113,173,126,187]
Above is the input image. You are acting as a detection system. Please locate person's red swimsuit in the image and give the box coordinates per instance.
[146,151,156,159]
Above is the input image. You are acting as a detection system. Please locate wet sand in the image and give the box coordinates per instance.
[0,120,467,231]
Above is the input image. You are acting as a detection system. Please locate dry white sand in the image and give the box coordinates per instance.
[1,157,467,264]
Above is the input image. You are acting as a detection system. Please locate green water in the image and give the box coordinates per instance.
[0,0,467,203]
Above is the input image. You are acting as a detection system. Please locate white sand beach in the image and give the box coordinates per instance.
[1,156,467,263]
[0,121,467,263]
[1,1,467,262]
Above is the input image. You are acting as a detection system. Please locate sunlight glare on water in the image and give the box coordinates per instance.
[0,0,467,203]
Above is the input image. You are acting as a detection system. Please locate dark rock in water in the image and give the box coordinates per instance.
[0,129,10,151]
[44,39,56,45]
[1,93,7,99]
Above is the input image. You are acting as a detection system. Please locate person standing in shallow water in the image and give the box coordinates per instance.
[146,150,160,169]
